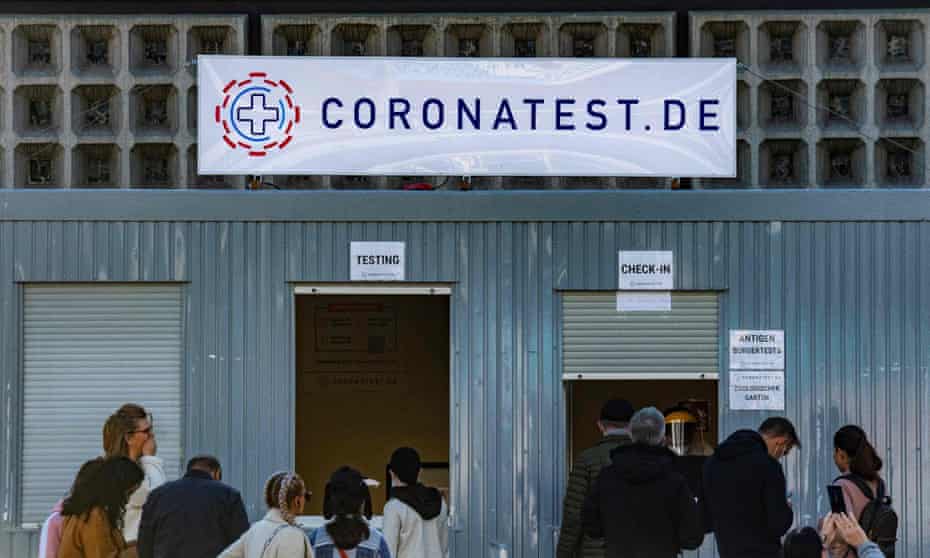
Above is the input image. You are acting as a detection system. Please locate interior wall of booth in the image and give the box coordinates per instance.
[295,294,450,515]
[569,379,719,461]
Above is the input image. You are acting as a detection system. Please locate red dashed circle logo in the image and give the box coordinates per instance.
[215,72,301,157]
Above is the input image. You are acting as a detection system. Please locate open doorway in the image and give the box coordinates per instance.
[295,289,450,522]
[567,379,719,462]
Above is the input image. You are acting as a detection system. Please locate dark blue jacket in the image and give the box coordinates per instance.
[702,430,794,558]
[138,469,249,558]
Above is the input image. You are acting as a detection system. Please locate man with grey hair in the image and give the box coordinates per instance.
[582,407,704,558]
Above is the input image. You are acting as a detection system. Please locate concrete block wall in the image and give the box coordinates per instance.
[260,12,677,190]
[691,10,930,189]
[0,15,247,189]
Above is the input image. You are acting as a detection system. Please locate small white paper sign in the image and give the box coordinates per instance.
[616,292,671,312]
[729,371,785,410]
[618,251,674,290]
[729,330,785,370]
[350,242,405,281]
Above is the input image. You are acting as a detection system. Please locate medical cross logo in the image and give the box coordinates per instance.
[215,72,301,157]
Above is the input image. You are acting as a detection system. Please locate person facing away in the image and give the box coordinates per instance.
[38,457,105,558]
[702,417,799,558]
[309,466,392,558]
[219,471,313,558]
[382,447,449,558]
[137,455,249,558]
[58,456,145,558]
[784,527,825,558]
[102,403,168,544]
[581,407,704,558]
[821,513,887,558]
[557,399,634,558]
[821,425,887,558]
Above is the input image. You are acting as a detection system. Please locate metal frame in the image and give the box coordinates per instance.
[561,372,720,381]
[290,282,456,540]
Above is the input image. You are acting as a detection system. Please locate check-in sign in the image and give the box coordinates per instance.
[618,251,674,290]
[198,57,736,177]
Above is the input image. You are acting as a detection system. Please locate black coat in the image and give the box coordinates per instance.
[581,443,704,558]
[702,430,794,558]
[137,469,250,558]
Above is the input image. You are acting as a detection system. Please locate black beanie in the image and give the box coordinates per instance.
[390,447,421,486]
[600,399,634,423]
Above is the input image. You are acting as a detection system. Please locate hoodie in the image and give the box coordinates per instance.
[703,430,794,558]
[38,500,64,558]
[382,484,449,558]
[581,443,704,558]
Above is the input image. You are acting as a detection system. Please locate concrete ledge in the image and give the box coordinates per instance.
[1,190,928,222]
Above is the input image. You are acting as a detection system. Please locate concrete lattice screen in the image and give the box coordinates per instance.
[0,11,927,189]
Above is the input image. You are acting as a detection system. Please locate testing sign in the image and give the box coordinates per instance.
[198,56,736,176]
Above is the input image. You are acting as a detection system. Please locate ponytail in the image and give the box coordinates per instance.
[834,425,883,481]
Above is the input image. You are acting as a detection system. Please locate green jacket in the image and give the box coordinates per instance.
[557,433,633,558]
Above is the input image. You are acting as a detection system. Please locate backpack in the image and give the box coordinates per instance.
[839,474,898,557]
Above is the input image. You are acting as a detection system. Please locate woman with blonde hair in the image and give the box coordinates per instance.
[219,471,313,558]
[102,404,167,545]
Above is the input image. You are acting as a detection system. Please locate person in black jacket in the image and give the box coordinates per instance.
[702,417,799,558]
[138,455,249,558]
[581,407,704,558]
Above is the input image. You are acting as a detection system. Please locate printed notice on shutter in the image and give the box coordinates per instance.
[729,371,785,410]
[729,330,785,370]
[618,251,674,290]
[616,292,671,312]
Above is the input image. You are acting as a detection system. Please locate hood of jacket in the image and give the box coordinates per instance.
[610,443,677,484]
[715,429,768,461]
[391,484,443,520]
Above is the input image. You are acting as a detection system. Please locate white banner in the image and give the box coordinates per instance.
[198,57,736,176]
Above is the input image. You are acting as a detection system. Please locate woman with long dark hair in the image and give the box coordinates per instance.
[58,456,145,558]
[821,425,885,557]
[309,466,391,557]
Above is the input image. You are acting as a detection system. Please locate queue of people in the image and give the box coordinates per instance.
[559,399,897,558]
[38,400,897,558]
[38,404,449,558]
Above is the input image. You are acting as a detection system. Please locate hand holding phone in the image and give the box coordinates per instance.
[827,485,847,515]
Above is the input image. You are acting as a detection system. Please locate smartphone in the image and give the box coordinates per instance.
[827,485,847,514]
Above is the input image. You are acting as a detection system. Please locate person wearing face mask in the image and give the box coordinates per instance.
[702,417,800,558]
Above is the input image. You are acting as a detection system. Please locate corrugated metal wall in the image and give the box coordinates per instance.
[1,215,928,557]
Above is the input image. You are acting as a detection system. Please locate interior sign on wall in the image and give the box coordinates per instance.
[729,330,785,370]
[729,371,785,411]
[618,251,674,290]
[350,242,405,281]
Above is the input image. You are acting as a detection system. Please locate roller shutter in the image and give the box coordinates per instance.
[21,284,183,524]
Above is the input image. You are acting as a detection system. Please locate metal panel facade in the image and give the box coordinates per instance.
[1,194,928,558]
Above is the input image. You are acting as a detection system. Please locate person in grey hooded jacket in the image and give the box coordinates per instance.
[382,447,449,558]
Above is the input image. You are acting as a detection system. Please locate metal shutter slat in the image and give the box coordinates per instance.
[562,292,719,378]
[21,285,183,524]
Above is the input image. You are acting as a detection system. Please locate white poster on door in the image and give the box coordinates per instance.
[350,242,405,281]
[729,330,785,370]
[618,251,674,290]
[729,371,785,410]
